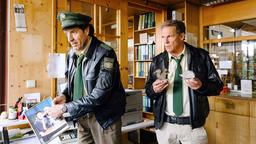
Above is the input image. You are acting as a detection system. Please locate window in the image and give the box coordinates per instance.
[203,18,256,91]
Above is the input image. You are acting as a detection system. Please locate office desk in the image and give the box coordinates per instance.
[0,119,154,144]
[0,119,28,128]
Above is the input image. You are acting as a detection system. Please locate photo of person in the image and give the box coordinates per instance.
[34,110,55,136]
[43,107,54,129]
[34,111,47,134]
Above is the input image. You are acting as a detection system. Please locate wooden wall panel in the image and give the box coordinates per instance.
[202,0,256,26]
[76,0,121,9]
[8,0,54,105]
[185,2,199,42]
[155,10,167,53]
[204,111,216,144]
[119,1,128,88]
[250,117,256,144]
[56,0,70,53]
[215,112,250,144]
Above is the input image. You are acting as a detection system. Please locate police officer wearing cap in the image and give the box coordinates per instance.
[45,11,126,144]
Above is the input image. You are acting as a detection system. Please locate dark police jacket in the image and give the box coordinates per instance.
[62,36,126,129]
[145,42,223,129]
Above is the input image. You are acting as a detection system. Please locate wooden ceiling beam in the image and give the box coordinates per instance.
[128,0,167,12]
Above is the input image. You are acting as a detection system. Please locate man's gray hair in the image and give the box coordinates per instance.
[161,20,186,34]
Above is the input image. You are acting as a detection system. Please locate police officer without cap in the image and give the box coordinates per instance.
[145,20,223,144]
[45,12,126,144]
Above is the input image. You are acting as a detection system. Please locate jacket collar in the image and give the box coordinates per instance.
[68,36,99,59]
[85,36,100,60]
[184,42,201,70]
[160,42,200,70]
[159,51,169,70]
[184,42,200,57]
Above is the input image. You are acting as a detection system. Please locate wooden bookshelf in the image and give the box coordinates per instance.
[133,12,156,89]
[168,2,199,47]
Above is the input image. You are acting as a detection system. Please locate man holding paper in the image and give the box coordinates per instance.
[145,20,223,144]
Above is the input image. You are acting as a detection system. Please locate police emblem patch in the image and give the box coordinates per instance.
[103,57,114,69]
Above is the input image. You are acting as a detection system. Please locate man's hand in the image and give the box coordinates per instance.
[53,95,66,104]
[44,104,64,119]
[153,79,169,93]
[185,78,202,90]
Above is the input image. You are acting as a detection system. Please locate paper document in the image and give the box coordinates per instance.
[48,53,66,78]
[219,61,232,69]
[14,4,27,32]
[24,93,41,103]
[241,80,252,95]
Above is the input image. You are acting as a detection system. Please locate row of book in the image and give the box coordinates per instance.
[135,62,151,77]
[137,12,155,30]
[143,95,153,112]
[139,33,156,44]
[135,44,156,60]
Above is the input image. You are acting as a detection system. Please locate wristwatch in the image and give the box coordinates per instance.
[61,104,68,113]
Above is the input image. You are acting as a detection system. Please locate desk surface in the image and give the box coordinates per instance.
[0,119,154,131]
[121,119,154,133]
[0,119,28,128]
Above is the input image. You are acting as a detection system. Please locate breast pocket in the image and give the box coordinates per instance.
[85,64,98,80]
[85,72,97,80]
[84,71,98,93]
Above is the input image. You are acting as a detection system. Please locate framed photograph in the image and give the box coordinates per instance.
[25,97,69,144]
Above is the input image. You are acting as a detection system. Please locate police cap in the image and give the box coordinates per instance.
[57,11,92,29]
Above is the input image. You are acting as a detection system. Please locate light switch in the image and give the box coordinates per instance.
[26,80,36,88]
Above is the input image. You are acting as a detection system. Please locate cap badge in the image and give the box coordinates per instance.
[60,13,66,21]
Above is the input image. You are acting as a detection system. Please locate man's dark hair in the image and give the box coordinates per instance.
[161,20,186,34]
[63,24,95,36]
[63,24,87,31]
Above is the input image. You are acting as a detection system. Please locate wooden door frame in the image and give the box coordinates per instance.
[0,0,7,110]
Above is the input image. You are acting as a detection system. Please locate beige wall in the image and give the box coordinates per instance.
[7,0,54,105]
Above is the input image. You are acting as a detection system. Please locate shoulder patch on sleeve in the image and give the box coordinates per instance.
[100,43,112,50]
[103,57,114,70]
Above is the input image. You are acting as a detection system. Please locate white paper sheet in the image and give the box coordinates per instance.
[14,4,27,32]
[139,33,148,44]
[48,53,66,78]
[219,61,232,69]
[24,92,41,103]
[241,79,252,95]
[217,69,228,77]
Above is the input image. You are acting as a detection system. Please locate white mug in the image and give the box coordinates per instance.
[227,83,232,89]
[234,85,238,91]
